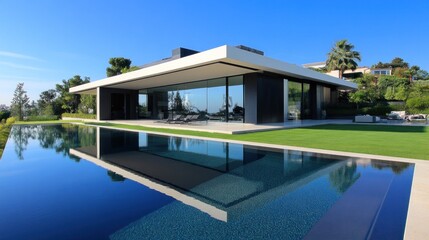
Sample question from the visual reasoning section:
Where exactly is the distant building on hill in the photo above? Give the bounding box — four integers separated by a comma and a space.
302, 62, 392, 79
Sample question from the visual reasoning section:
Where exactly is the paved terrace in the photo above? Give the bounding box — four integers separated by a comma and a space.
100, 119, 428, 134
104, 119, 353, 134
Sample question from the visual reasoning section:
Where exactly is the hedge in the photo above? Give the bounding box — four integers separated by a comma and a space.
61, 113, 96, 119
25, 115, 60, 121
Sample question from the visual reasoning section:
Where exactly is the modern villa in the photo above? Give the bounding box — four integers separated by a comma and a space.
70, 45, 356, 124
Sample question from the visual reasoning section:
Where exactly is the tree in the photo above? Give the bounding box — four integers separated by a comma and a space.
173, 91, 184, 111
372, 61, 390, 69
0, 104, 10, 121
38, 89, 57, 115
372, 57, 409, 69
106, 57, 132, 77
326, 39, 361, 79
349, 74, 380, 108
404, 65, 420, 82
390, 57, 409, 69
406, 96, 429, 114
121, 66, 140, 74
27, 100, 39, 116
377, 75, 410, 101
308, 67, 328, 73
415, 69, 429, 80
78, 94, 96, 114
408, 80, 429, 99
10, 83, 30, 121
56, 75, 90, 113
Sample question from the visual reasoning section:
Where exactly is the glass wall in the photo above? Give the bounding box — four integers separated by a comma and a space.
287, 81, 314, 120
138, 92, 148, 118
142, 76, 244, 123
228, 76, 244, 122
207, 78, 226, 121
288, 81, 302, 120
302, 83, 311, 119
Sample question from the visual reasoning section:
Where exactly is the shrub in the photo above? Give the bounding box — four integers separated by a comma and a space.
389, 102, 406, 111
406, 96, 429, 114
25, 115, 59, 121
61, 113, 96, 119
360, 104, 392, 116
326, 103, 358, 118
5, 117, 16, 126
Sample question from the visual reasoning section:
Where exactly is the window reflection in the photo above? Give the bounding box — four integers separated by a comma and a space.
228, 76, 244, 122
288, 81, 302, 120
142, 76, 244, 123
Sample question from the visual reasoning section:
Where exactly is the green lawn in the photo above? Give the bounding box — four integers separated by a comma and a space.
13, 120, 82, 125
0, 125, 12, 158
87, 122, 429, 160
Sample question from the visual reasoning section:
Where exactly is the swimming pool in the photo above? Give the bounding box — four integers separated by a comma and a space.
0, 124, 414, 239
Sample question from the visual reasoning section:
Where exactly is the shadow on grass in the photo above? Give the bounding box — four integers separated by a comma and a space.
304, 124, 428, 133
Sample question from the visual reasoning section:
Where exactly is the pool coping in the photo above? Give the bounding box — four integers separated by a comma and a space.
78, 123, 429, 239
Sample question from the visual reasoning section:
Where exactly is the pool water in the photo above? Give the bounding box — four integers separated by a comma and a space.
0, 125, 414, 240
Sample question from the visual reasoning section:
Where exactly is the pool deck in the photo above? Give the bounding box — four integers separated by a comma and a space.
99, 119, 429, 135
85, 122, 429, 239
106, 119, 354, 134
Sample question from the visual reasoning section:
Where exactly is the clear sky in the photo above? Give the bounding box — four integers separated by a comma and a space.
1, 0, 428, 105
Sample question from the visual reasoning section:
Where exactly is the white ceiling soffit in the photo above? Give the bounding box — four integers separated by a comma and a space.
108, 62, 256, 90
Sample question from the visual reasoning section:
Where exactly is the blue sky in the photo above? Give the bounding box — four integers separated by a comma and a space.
1, 0, 428, 105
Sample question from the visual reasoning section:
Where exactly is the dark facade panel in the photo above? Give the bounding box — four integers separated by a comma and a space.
256, 74, 284, 123
244, 73, 258, 124
98, 87, 138, 120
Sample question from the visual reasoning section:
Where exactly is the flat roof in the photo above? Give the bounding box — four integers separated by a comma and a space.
70, 45, 356, 94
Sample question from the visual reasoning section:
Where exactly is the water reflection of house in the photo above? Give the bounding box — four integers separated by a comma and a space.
70, 127, 347, 222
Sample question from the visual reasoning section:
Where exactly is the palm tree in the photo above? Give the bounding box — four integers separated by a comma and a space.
326, 40, 361, 79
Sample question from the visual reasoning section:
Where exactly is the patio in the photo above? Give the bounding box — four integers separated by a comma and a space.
105, 119, 354, 134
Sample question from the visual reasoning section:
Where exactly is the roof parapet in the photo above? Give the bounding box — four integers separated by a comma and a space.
235, 45, 264, 55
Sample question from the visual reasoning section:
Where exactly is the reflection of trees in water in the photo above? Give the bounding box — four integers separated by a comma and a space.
329, 161, 361, 194
371, 161, 411, 175
107, 170, 125, 182
168, 136, 182, 151
11, 124, 96, 162
10, 125, 37, 160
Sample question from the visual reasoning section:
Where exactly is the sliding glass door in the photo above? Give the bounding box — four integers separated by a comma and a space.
287, 81, 312, 120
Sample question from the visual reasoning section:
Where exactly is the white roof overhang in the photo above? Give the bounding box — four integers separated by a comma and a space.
70, 45, 356, 94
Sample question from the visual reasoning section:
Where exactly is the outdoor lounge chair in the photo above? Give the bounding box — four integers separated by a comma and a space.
155, 113, 173, 123
167, 114, 186, 124
181, 115, 200, 124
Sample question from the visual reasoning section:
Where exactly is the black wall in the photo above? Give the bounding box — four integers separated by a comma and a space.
99, 87, 138, 120
244, 73, 284, 124
256, 74, 284, 123
244, 74, 258, 123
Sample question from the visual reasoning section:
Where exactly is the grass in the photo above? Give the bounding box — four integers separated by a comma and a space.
13, 120, 82, 125
0, 124, 12, 158
86, 122, 429, 160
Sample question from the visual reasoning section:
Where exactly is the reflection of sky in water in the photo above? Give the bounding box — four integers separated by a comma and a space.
0, 125, 415, 240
